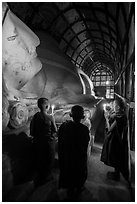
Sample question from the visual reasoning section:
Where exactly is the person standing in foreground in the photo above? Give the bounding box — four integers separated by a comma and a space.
30, 98, 57, 186
58, 105, 90, 198
101, 98, 129, 181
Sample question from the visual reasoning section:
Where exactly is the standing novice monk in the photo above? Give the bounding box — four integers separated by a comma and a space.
101, 98, 129, 181
58, 105, 90, 198
30, 98, 57, 186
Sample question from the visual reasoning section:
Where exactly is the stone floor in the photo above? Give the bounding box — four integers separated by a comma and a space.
26, 143, 135, 202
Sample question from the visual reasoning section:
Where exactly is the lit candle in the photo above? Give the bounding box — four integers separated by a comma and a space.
51, 104, 55, 115
103, 104, 107, 111
106, 81, 110, 85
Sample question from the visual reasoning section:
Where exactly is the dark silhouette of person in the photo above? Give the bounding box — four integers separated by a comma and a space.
30, 98, 57, 186
58, 105, 90, 197
101, 98, 129, 181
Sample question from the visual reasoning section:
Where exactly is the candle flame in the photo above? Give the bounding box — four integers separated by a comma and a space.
51, 104, 55, 114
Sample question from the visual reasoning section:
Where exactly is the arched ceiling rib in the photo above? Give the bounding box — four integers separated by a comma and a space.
8, 2, 131, 77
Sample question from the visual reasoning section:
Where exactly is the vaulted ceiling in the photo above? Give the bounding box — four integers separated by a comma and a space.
8, 2, 132, 78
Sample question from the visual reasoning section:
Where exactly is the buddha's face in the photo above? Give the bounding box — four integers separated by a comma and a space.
2, 9, 42, 90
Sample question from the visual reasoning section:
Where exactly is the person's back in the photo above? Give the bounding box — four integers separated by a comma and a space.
58, 105, 90, 194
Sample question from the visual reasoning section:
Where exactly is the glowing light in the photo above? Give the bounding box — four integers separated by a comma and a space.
103, 104, 107, 111
103, 103, 110, 111
106, 81, 110, 85
51, 104, 55, 115
103, 103, 112, 112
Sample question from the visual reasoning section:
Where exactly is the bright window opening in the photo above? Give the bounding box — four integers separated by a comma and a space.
90, 66, 114, 99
